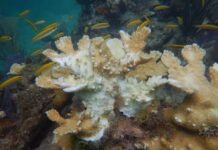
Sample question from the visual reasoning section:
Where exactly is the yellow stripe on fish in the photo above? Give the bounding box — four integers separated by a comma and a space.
0, 35, 12, 42
91, 22, 110, 30
35, 20, 46, 25
164, 44, 185, 49
32, 23, 59, 41
31, 49, 43, 56
127, 19, 142, 27
201, 0, 205, 7
0, 76, 23, 90
176, 16, 183, 25
84, 26, 89, 33
137, 18, 151, 30
18, 9, 30, 17
23, 18, 38, 32
35, 62, 56, 75
154, 5, 170, 11
165, 24, 178, 28
53, 32, 65, 39
103, 34, 111, 40
195, 24, 218, 30
43, 23, 59, 30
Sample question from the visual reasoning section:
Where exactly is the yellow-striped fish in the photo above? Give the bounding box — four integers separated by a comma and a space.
165, 24, 178, 28
35, 20, 46, 25
18, 9, 30, 17
31, 49, 43, 56
91, 22, 110, 30
0, 35, 12, 42
177, 16, 183, 25
32, 23, 59, 41
23, 18, 38, 32
164, 44, 185, 49
43, 23, 59, 30
201, 0, 205, 7
154, 5, 170, 11
127, 19, 142, 27
0, 76, 23, 90
103, 34, 111, 40
35, 62, 56, 75
53, 32, 65, 39
195, 24, 218, 30
67, 15, 73, 21
137, 18, 151, 30
84, 26, 89, 33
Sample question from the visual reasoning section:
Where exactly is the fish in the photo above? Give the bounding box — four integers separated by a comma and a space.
23, 18, 38, 32
127, 19, 142, 27
43, 23, 59, 30
67, 15, 73, 21
154, 5, 170, 11
31, 49, 43, 56
35, 20, 46, 25
195, 24, 218, 30
18, 9, 30, 17
0, 35, 12, 42
164, 44, 185, 49
201, 0, 205, 7
137, 18, 151, 30
35, 62, 56, 75
32, 23, 59, 41
177, 16, 183, 25
91, 22, 110, 30
103, 34, 111, 40
165, 24, 178, 28
84, 26, 89, 33
53, 32, 65, 39
0, 76, 23, 90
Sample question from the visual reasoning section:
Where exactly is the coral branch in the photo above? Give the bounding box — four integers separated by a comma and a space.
161, 44, 218, 132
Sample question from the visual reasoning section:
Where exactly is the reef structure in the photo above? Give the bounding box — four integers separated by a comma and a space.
35, 27, 168, 144
35, 26, 218, 148
161, 44, 218, 132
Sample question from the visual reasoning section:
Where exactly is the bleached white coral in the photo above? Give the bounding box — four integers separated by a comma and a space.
8, 63, 26, 75
119, 76, 167, 117
36, 27, 168, 143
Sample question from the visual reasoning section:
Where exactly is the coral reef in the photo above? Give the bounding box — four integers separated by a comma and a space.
0, 62, 69, 150
1, 0, 218, 149
103, 105, 218, 150
161, 44, 218, 132
35, 27, 168, 145
0, 24, 217, 150
8, 63, 26, 75
106, 0, 136, 14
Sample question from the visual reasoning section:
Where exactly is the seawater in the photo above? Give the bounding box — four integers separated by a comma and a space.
0, 0, 81, 75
